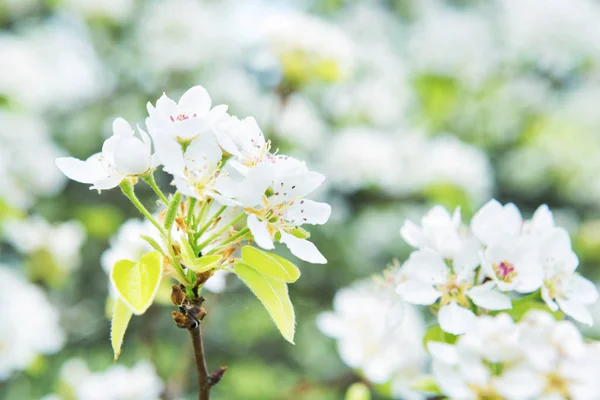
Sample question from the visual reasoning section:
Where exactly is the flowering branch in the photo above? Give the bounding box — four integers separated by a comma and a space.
55, 84, 331, 398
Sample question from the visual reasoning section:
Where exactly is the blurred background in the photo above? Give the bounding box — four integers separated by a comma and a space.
3, 0, 600, 398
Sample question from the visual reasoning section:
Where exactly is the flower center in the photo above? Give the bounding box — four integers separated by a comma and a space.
544, 372, 570, 397
170, 113, 197, 122
467, 384, 503, 400
438, 275, 472, 307
493, 261, 517, 282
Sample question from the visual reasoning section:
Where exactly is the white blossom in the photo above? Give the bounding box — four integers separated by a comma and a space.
318, 279, 426, 392
0, 267, 64, 380
3, 216, 85, 280
52, 358, 163, 400
56, 118, 158, 191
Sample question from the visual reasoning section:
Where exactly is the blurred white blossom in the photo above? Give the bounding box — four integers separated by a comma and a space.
318, 279, 426, 396
0, 267, 64, 380
51, 358, 163, 400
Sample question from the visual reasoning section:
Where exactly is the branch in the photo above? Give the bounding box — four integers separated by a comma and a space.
189, 325, 211, 400
170, 285, 227, 400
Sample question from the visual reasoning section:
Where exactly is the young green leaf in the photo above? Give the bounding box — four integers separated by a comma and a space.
234, 260, 296, 343
409, 376, 442, 395
164, 191, 182, 230
241, 246, 300, 283
423, 324, 457, 347
111, 297, 133, 362
187, 255, 223, 273
345, 383, 371, 400
110, 252, 163, 315
139, 235, 166, 256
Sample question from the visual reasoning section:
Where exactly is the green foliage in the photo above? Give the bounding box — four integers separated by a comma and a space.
410, 376, 442, 395
345, 382, 371, 400
110, 298, 133, 361
110, 251, 163, 315
500, 297, 564, 322
234, 260, 296, 343
423, 324, 458, 347
241, 246, 301, 283
163, 191, 181, 230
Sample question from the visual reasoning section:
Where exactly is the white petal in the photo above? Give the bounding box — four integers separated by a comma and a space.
399, 220, 425, 248
495, 366, 545, 400
432, 360, 473, 400
154, 93, 178, 119
151, 132, 185, 177
215, 128, 240, 157
236, 163, 274, 206
89, 173, 122, 191
209, 192, 241, 207
316, 312, 343, 338
178, 85, 211, 113
438, 302, 476, 335
467, 282, 512, 310
428, 341, 459, 365
280, 231, 326, 264
56, 156, 106, 184
541, 286, 559, 312
453, 237, 482, 277
556, 298, 593, 326
247, 214, 274, 250
112, 117, 133, 136
404, 248, 448, 285
396, 280, 441, 305
471, 199, 503, 245
285, 199, 331, 225
273, 170, 325, 202
114, 137, 151, 175
531, 204, 555, 232
185, 133, 222, 170
566, 275, 599, 304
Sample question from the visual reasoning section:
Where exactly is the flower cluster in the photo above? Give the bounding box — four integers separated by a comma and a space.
317, 278, 426, 398
397, 200, 598, 334
55, 85, 331, 356
56, 85, 330, 265
430, 311, 600, 399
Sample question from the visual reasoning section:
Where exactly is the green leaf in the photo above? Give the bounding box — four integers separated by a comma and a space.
234, 261, 296, 343
241, 246, 300, 283
345, 383, 371, 400
423, 324, 457, 347
140, 235, 166, 256
188, 254, 222, 273
110, 252, 163, 315
410, 376, 442, 395
111, 297, 133, 361
164, 192, 182, 230
180, 237, 222, 273
499, 298, 564, 322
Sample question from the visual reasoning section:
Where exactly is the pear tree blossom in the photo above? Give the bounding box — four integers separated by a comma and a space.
318, 278, 426, 399
397, 200, 599, 335
56, 118, 158, 191
428, 311, 600, 400
54, 84, 331, 399
0, 266, 64, 380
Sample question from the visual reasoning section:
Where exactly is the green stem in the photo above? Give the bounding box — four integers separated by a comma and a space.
167, 230, 190, 285
206, 228, 250, 255
197, 198, 211, 226
142, 174, 169, 205
187, 197, 198, 228
197, 213, 246, 251
120, 180, 166, 235
194, 206, 227, 243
